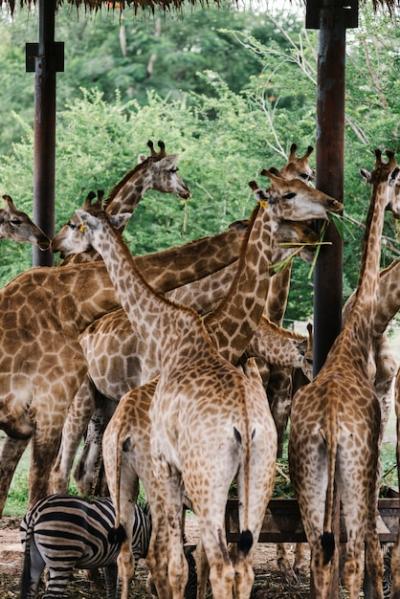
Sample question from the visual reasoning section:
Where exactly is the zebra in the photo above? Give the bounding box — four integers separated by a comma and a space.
19, 494, 151, 599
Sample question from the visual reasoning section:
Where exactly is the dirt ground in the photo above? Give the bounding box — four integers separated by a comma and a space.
0, 514, 314, 598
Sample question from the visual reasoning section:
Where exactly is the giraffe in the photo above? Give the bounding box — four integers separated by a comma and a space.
390, 366, 400, 598
56, 175, 340, 599
53, 144, 317, 493
60, 140, 190, 265
51, 174, 334, 495
0, 209, 265, 515
99, 319, 313, 599
289, 150, 400, 598
0, 195, 50, 249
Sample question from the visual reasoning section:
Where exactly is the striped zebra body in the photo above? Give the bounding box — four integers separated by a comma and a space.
20, 494, 151, 599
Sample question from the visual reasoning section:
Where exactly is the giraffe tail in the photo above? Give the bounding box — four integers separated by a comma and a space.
320, 406, 338, 565
234, 423, 254, 557
107, 426, 127, 546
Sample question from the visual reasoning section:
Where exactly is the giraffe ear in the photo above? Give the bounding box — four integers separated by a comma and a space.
2, 194, 16, 213
360, 168, 372, 183
109, 212, 131, 231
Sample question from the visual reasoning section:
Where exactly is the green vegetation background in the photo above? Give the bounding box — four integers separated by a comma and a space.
0, 4, 399, 322
0, 4, 399, 514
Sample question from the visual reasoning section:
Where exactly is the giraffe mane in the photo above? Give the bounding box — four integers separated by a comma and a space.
104, 142, 171, 209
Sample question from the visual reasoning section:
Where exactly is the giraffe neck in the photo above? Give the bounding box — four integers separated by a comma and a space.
348, 183, 387, 326
265, 262, 292, 325
90, 224, 203, 369
105, 164, 152, 216
246, 316, 307, 369
204, 203, 276, 364
369, 259, 400, 337
63, 164, 153, 264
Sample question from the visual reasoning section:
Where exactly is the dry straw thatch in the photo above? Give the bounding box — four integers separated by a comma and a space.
0, 0, 398, 14
0, 0, 216, 12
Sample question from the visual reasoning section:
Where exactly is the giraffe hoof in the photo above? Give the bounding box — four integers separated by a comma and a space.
293, 561, 308, 578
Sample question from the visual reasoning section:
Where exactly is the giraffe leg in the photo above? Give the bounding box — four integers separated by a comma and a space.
103, 429, 139, 599
290, 439, 335, 598
364, 481, 384, 598
268, 368, 292, 458
364, 530, 384, 599
0, 436, 29, 516
234, 430, 276, 599
29, 429, 63, 508
74, 392, 115, 495
146, 497, 172, 599
338, 455, 376, 598
193, 541, 209, 599
162, 466, 188, 599
276, 543, 296, 579
391, 533, 400, 598
50, 377, 96, 494
198, 521, 235, 599
293, 543, 308, 576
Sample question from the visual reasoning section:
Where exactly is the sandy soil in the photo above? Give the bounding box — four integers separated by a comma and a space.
0, 514, 313, 598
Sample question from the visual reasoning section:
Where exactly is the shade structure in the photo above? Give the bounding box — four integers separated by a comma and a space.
0, 0, 398, 13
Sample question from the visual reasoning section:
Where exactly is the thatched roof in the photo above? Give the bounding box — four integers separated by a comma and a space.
0, 0, 215, 12
0, 0, 398, 14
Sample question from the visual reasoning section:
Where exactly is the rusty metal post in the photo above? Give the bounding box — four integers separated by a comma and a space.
313, 2, 346, 374
26, 0, 63, 266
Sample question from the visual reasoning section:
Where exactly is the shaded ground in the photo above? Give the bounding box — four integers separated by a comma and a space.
0, 515, 312, 598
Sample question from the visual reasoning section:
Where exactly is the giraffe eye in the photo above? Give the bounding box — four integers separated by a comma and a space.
68, 222, 77, 230
10, 219, 22, 225
169, 167, 178, 173
283, 192, 296, 200
300, 173, 309, 180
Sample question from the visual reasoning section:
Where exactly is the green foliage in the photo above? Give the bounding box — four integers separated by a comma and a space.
0, 4, 399, 324
0, 85, 288, 281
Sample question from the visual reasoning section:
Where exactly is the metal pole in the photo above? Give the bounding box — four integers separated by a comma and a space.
310, 4, 346, 598
32, 0, 57, 267
313, 2, 345, 375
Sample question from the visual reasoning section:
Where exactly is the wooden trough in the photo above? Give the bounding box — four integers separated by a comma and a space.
224, 498, 400, 544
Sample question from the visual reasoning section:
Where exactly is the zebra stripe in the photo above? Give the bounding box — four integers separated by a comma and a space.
20, 494, 151, 598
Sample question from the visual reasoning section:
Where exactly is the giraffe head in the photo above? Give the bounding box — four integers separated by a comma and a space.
249, 171, 342, 222
360, 149, 400, 218
0, 195, 50, 249
131, 140, 190, 200
279, 143, 315, 182
52, 191, 128, 256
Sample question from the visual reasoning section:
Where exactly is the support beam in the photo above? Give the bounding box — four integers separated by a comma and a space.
27, 0, 63, 266
313, 3, 346, 374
